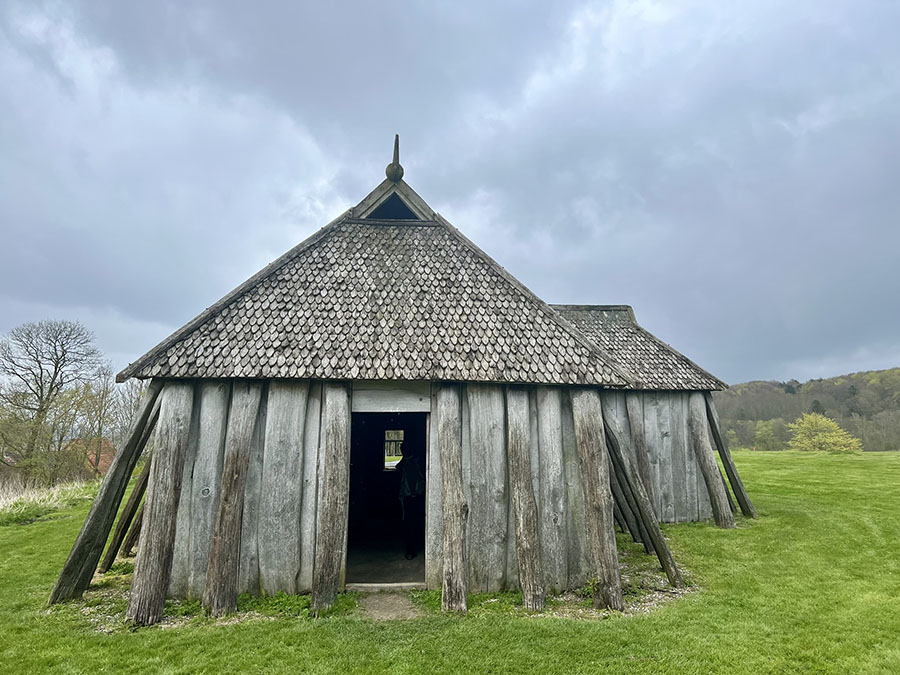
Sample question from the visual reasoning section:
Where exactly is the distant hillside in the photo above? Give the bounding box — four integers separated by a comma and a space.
712, 368, 900, 452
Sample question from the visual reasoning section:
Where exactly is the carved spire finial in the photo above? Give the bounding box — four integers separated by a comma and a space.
385, 134, 404, 182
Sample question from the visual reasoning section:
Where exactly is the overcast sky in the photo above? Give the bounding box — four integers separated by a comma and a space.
1, 1, 899, 385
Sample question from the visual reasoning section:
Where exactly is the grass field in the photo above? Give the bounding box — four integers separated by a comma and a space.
1, 451, 899, 673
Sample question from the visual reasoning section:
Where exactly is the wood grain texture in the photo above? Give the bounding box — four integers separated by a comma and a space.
311, 382, 352, 615
641, 393, 662, 519
561, 390, 589, 588
425, 385, 443, 590
186, 382, 231, 598
128, 381, 195, 625
669, 393, 689, 522
506, 386, 545, 611
656, 395, 675, 522
689, 392, 735, 529
536, 386, 567, 593
169, 391, 201, 598
625, 393, 654, 513
570, 388, 623, 611
705, 392, 757, 518
680, 394, 699, 521
202, 381, 264, 616
122, 503, 144, 557
601, 399, 683, 588
464, 384, 507, 593
298, 382, 323, 593
49, 380, 163, 604
238, 386, 268, 595
607, 454, 644, 547
98, 431, 153, 574
437, 384, 468, 612
351, 380, 431, 412
258, 381, 309, 595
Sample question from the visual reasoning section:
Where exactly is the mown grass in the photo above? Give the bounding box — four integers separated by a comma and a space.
1, 451, 899, 673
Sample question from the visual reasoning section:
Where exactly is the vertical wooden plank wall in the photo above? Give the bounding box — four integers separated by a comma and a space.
610, 391, 720, 523
437, 383, 468, 612
536, 387, 567, 593
464, 384, 508, 592
258, 381, 309, 594
128, 381, 195, 625
311, 382, 352, 614
425, 385, 443, 589
237, 385, 268, 596
187, 383, 231, 597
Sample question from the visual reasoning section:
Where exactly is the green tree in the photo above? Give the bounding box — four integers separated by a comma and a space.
754, 420, 780, 451
787, 413, 862, 454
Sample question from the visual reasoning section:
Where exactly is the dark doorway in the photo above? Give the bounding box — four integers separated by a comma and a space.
346, 412, 427, 584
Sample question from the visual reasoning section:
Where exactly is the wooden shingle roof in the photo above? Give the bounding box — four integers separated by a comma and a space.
551, 305, 726, 391
117, 180, 631, 387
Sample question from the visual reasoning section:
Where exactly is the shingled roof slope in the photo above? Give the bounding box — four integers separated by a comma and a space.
551, 305, 726, 391
117, 181, 631, 387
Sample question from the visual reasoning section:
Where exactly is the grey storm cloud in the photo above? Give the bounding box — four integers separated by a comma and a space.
1, 0, 899, 384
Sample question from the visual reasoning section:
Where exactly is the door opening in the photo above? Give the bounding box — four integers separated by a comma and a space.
346, 412, 427, 584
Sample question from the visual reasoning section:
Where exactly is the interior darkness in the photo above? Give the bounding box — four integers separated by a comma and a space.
366, 193, 421, 220
346, 412, 427, 583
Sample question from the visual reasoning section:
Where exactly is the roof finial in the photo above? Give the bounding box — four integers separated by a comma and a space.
385, 134, 404, 182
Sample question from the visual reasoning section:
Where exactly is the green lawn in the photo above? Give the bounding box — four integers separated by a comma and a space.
1, 451, 899, 673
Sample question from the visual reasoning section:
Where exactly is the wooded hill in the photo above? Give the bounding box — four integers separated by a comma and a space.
712, 367, 900, 452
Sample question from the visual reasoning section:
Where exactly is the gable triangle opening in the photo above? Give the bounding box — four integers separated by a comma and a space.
366, 192, 421, 220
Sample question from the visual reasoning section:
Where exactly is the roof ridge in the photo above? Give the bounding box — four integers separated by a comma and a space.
116, 209, 352, 382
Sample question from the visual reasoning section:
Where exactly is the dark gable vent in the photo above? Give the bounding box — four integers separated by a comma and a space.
366, 192, 420, 220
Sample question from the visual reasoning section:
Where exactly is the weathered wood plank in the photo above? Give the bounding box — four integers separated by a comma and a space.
259, 381, 309, 595
625, 392, 654, 513
298, 382, 323, 593
311, 382, 352, 615
570, 388, 623, 611
460, 384, 474, 587
641, 393, 662, 519
561, 390, 588, 588
705, 392, 757, 518
506, 386, 545, 611
602, 400, 683, 588
689, 393, 735, 529
351, 380, 431, 412
187, 381, 231, 598
656, 395, 675, 523
425, 384, 443, 590
49, 380, 163, 604
465, 384, 508, 593
668, 394, 689, 523
98, 440, 153, 574
202, 381, 264, 617
437, 384, 468, 612
122, 503, 144, 557
127, 381, 195, 625
169, 393, 201, 598
238, 386, 268, 595
607, 454, 644, 547
536, 386, 567, 593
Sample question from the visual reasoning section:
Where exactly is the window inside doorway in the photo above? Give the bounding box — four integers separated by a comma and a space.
384, 429, 404, 470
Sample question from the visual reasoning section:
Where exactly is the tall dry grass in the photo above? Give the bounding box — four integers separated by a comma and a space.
0, 477, 98, 526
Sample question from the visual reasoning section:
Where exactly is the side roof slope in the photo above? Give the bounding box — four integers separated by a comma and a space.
117, 179, 631, 387
551, 305, 726, 391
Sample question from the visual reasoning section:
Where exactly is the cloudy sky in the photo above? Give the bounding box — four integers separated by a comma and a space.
1, 0, 899, 385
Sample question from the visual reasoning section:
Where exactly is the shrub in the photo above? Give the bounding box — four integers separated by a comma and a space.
787, 413, 862, 454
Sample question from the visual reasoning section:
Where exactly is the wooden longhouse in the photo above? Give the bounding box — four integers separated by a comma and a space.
50, 138, 753, 624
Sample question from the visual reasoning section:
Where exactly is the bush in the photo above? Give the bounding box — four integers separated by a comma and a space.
787, 413, 862, 454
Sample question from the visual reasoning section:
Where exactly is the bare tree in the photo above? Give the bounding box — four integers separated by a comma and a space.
0, 320, 102, 467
